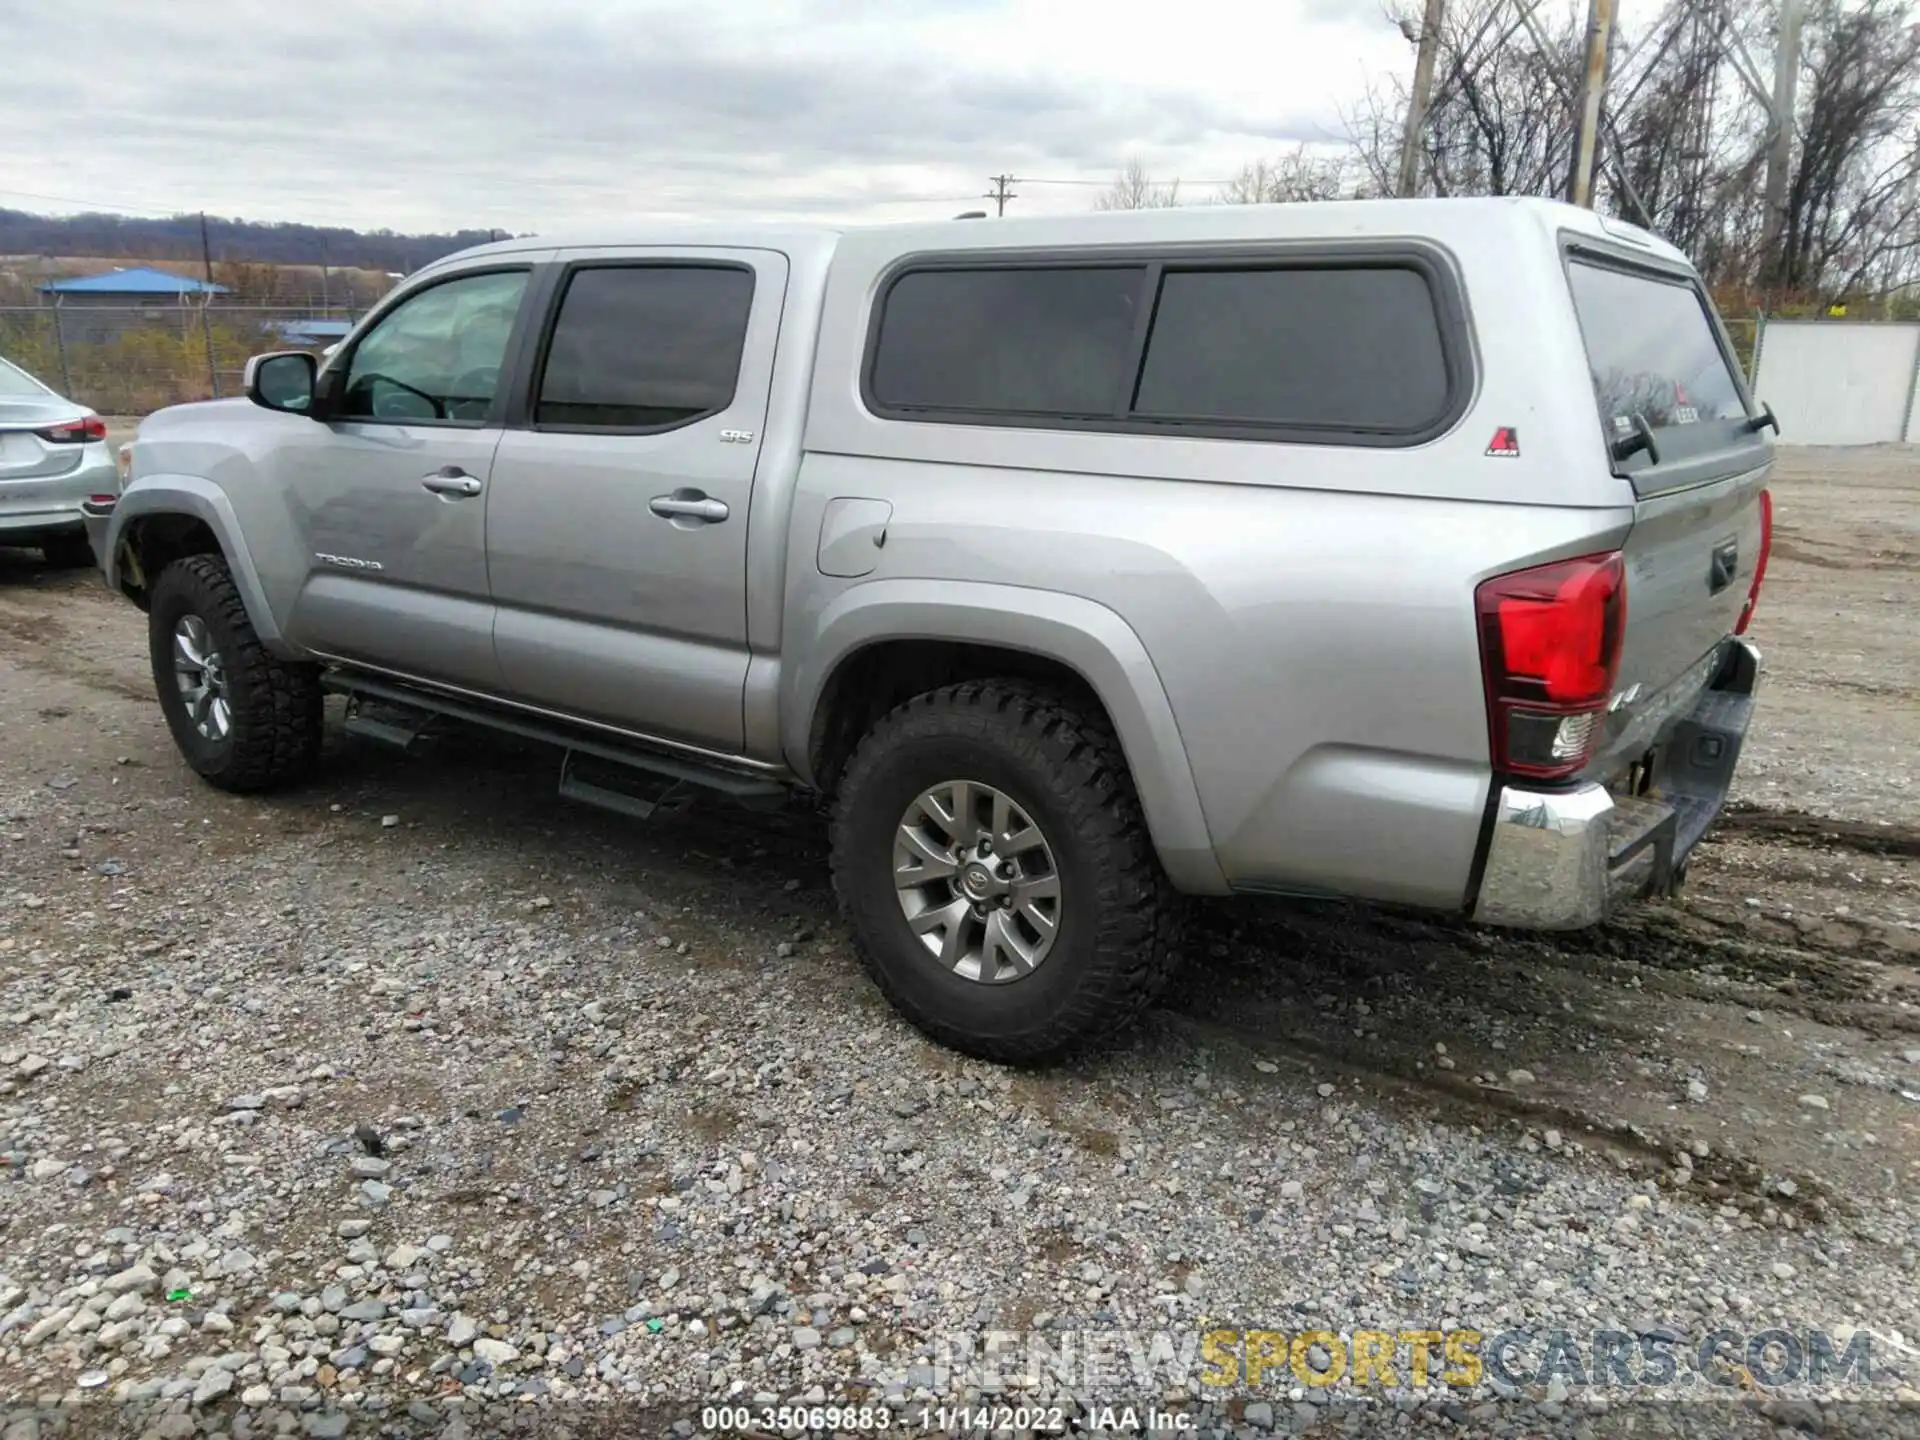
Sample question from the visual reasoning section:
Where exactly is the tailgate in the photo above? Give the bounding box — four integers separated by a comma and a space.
1561, 244, 1774, 781
1586, 467, 1768, 780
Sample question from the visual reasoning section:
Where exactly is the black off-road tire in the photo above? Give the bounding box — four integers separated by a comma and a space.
829, 679, 1185, 1064
39, 531, 94, 568
148, 554, 323, 793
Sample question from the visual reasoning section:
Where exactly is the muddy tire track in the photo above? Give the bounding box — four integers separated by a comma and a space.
1717, 804, 1920, 859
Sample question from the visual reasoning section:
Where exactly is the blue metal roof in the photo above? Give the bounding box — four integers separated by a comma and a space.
40, 266, 230, 296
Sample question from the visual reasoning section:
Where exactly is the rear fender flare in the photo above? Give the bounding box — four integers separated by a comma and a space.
786, 578, 1227, 894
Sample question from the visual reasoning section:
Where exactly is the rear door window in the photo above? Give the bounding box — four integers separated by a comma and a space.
1566, 259, 1749, 444
535, 265, 755, 432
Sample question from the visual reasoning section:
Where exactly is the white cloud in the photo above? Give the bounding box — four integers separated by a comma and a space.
0, 0, 1676, 234
0, 0, 1427, 231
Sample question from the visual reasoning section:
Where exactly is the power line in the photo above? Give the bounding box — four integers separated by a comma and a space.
0, 187, 187, 217
1, 183, 998, 232
0, 187, 408, 234
985, 174, 1018, 215
1016, 176, 1239, 188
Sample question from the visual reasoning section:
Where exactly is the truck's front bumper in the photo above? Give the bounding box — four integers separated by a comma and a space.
1471, 637, 1761, 931
81, 495, 117, 568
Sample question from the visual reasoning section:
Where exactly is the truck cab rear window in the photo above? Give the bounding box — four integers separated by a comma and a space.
1566, 259, 1746, 440
866, 257, 1459, 441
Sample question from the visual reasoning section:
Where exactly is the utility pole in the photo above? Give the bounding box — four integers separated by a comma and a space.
1759, 0, 1805, 283
1397, 0, 1446, 197
1568, 0, 1616, 207
197, 211, 216, 287
197, 211, 219, 399
985, 174, 1018, 216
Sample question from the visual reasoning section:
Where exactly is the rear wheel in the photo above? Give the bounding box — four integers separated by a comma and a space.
147, 554, 322, 792
830, 679, 1184, 1064
39, 531, 94, 568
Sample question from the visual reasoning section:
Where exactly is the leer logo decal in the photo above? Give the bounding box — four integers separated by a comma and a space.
1485, 427, 1520, 457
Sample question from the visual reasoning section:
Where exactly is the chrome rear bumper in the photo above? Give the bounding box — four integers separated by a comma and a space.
1472, 637, 1761, 930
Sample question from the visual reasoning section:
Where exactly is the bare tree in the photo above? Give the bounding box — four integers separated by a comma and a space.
1775, 0, 1920, 294
1078, 0, 1920, 303
1094, 159, 1183, 211
1217, 145, 1375, 203
1335, 0, 1920, 305
1602, 3, 1762, 281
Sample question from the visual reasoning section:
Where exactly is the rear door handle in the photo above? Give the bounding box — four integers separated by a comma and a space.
649, 491, 729, 524
422, 468, 483, 497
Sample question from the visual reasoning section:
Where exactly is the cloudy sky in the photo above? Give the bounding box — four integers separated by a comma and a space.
0, 0, 1657, 234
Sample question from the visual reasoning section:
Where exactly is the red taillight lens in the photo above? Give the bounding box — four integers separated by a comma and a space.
1476, 551, 1627, 780
38, 416, 108, 444
1734, 488, 1771, 635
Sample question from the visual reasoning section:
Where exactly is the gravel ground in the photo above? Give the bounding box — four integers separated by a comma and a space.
1, 444, 1917, 1439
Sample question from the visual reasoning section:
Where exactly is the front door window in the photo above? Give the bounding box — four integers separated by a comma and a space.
340, 270, 528, 423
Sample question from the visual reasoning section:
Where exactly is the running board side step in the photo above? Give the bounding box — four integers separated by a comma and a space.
558, 751, 694, 822
342, 697, 439, 753
321, 673, 790, 820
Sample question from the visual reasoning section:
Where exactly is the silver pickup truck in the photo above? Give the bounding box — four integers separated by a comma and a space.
92, 196, 1775, 1062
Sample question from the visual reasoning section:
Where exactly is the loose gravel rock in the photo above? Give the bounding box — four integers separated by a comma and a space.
1, 446, 1918, 1436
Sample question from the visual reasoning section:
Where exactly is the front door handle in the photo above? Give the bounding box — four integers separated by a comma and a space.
421, 468, 483, 498
649, 491, 729, 524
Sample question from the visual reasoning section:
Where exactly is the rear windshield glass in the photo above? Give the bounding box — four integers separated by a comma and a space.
1567, 260, 1746, 439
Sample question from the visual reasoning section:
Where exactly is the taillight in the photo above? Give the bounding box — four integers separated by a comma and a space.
1476, 551, 1627, 781
1734, 488, 1771, 635
38, 416, 108, 444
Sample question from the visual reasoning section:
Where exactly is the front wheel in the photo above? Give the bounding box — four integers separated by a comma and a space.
147, 554, 323, 793
829, 679, 1184, 1064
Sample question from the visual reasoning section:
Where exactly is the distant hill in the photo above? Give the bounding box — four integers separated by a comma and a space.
0, 209, 515, 276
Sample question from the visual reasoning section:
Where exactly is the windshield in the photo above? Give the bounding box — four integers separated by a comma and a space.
1566, 259, 1747, 441
0, 357, 56, 399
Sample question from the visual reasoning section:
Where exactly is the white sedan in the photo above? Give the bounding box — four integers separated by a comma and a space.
0, 355, 118, 566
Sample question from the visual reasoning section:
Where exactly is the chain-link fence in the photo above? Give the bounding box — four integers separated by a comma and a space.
0, 304, 362, 416
0, 298, 1808, 422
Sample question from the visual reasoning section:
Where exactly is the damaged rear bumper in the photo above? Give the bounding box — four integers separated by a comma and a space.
1471, 637, 1761, 931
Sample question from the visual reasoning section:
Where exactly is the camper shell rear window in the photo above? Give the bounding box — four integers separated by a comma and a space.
1562, 247, 1767, 492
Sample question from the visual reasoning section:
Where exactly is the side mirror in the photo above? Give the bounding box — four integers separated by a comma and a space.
244, 351, 318, 415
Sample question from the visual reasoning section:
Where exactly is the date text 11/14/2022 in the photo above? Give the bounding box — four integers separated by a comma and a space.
700, 1403, 1194, 1433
